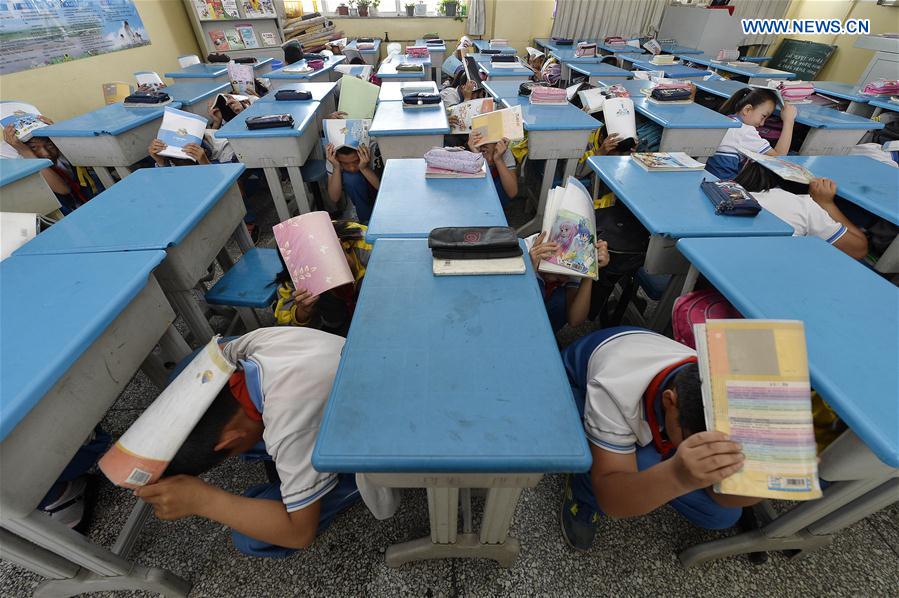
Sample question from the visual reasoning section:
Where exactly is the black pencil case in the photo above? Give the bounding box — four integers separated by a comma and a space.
275, 90, 312, 101
245, 114, 295, 129
650, 88, 692, 101
491, 55, 516, 63
428, 227, 522, 260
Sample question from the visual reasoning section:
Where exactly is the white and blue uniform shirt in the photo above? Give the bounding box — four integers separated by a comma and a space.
705, 120, 772, 180
753, 188, 847, 244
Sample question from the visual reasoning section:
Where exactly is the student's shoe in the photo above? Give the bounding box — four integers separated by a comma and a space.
40, 477, 88, 529
559, 474, 599, 551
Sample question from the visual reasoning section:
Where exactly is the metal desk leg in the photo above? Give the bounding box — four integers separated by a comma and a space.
874, 236, 899, 274
113, 166, 132, 180
0, 528, 79, 580
262, 167, 291, 222
648, 272, 687, 333
286, 166, 312, 214
93, 167, 116, 191
561, 157, 577, 181
806, 478, 899, 536
158, 324, 192, 365
233, 222, 254, 253
517, 158, 557, 237
166, 289, 214, 345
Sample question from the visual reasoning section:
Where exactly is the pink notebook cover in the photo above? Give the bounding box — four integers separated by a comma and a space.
273, 211, 354, 297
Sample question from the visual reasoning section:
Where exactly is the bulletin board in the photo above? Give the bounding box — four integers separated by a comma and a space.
0, 0, 151, 76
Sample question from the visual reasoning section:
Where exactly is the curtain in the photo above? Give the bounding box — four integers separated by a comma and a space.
551, 0, 667, 41
467, 0, 486, 36
729, 0, 792, 47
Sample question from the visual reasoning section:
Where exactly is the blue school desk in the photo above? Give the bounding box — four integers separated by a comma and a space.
377, 81, 439, 102
14, 163, 251, 344
569, 62, 632, 85
588, 155, 792, 330
780, 155, 899, 273
164, 63, 229, 83
628, 58, 713, 80
500, 96, 601, 236
267, 55, 347, 88
613, 51, 651, 69
676, 236, 899, 567
678, 53, 796, 82
659, 44, 702, 55
163, 81, 230, 116
30, 101, 182, 190
869, 97, 899, 115
416, 39, 446, 81
365, 158, 507, 242
377, 55, 431, 82
216, 98, 322, 220
548, 49, 609, 82
472, 40, 518, 54
533, 38, 560, 53
0, 250, 193, 597
0, 157, 60, 216
478, 60, 534, 84
812, 81, 873, 116
369, 100, 450, 159
482, 79, 525, 100
258, 81, 338, 118
597, 42, 640, 55
313, 237, 590, 567
692, 77, 750, 100
346, 39, 382, 66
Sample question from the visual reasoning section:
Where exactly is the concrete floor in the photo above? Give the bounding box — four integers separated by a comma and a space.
2, 176, 897, 597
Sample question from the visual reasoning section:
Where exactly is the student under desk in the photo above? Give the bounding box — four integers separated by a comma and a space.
377, 55, 431, 83
378, 81, 439, 102
0, 157, 61, 217
365, 158, 507, 242
477, 60, 535, 84
13, 163, 251, 346
812, 82, 873, 116
415, 38, 446, 81
313, 238, 591, 568
0, 250, 193, 597
267, 55, 347, 88
693, 79, 885, 155
676, 235, 899, 567
31, 101, 182, 190
569, 62, 632, 85
346, 38, 382, 66
677, 53, 795, 84
216, 98, 321, 221
780, 155, 899, 274
498, 96, 599, 236
163, 81, 230, 116
601, 78, 740, 158
164, 63, 228, 83
368, 100, 450, 160
587, 155, 793, 331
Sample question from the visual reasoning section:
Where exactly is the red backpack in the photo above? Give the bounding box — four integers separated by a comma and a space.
671, 289, 743, 349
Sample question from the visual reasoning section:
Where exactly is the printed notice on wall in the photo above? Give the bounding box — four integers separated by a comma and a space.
0, 0, 151, 76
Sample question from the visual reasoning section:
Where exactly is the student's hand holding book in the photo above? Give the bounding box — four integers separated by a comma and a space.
3, 124, 30, 156
598, 133, 622, 155
808, 178, 837, 206
182, 143, 210, 165
528, 232, 560, 270
135, 474, 213, 521
357, 144, 372, 172
780, 101, 797, 123
461, 80, 478, 101
148, 139, 168, 166
326, 143, 341, 171
493, 138, 509, 161
292, 288, 320, 325
595, 239, 610, 268
670, 431, 745, 492
206, 100, 223, 129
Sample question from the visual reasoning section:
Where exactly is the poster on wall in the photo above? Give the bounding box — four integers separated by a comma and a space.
0, 0, 152, 76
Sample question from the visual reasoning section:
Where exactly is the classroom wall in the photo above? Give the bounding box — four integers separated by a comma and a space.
780, 0, 897, 83
0, 1, 200, 121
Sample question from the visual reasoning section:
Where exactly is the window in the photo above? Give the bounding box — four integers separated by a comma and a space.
316, 0, 448, 17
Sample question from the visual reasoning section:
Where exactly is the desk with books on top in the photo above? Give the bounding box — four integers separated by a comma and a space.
812, 81, 873, 116
569, 62, 632, 85
614, 52, 651, 69
478, 60, 534, 84
0, 157, 60, 217
627, 57, 714, 80
677, 53, 796, 83
472, 40, 518, 54
369, 100, 450, 160
163, 81, 231, 117
313, 237, 591, 568
498, 96, 600, 236
416, 39, 446, 81
548, 48, 606, 82
346, 39, 382, 66
376, 55, 431, 82
216, 98, 322, 221
676, 235, 899, 567
378, 81, 439, 103
13, 164, 251, 345
30, 101, 182, 190
258, 81, 338, 132
164, 63, 229, 83
266, 55, 347, 88
365, 159, 507, 242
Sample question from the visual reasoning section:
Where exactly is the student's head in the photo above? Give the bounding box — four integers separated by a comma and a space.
25, 136, 60, 162
733, 161, 808, 194
719, 87, 778, 128
349, 57, 366, 65
216, 94, 253, 122
283, 42, 304, 65
165, 385, 264, 476
335, 145, 362, 172
660, 364, 705, 446
475, 140, 500, 166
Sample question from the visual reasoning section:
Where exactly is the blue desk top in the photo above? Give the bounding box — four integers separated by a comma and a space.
416, 39, 446, 51
550, 49, 606, 64
164, 81, 230, 107
0, 158, 51, 187
366, 159, 507, 241
533, 38, 560, 52
630, 58, 713, 79
14, 164, 245, 255
500, 96, 600, 131
253, 57, 274, 70
478, 60, 533, 78
869, 98, 899, 112
794, 103, 884, 130
472, 40, 517, 54
587, 156, 793, 238
258, 81, 337, 103
616, 53, 650, 63
311, 238, 592, 473
660, 44, 702, 55
31, 102, 181, 138
613, 80, 741, 130
677, 236, 899, 468
482, 80, 526, 100
377, 56, 430, 79
569, 63, 632, 78
743, 56, 772, 63
0, 250, 168, 440
377, 81, 438, 102
693, 78, 749, 99
812, 81, 870, 103
346, 39, 381, 54
780, 156, 898, 225
598, 43, 641, 54
679, 54, 795, 79
165, 63, 228, 79
369, 100, 449, 137
215, 98, 320, 139
267, 56, 346, 80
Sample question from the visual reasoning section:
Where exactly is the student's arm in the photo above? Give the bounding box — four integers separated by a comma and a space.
809, 178, 868, 259
357, 144, 380, 190
589, 431, 744, 518
3, 124, 71, 194
768, 103, 796, 156
325, 143, 343, 204
564, 240, 608, 326
148, 139, 169, 167
493, 139, 518, 198
136, 475, 320, 549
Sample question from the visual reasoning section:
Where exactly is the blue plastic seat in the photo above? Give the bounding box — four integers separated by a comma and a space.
635, 267, 670, 301
206, 248, 282, 308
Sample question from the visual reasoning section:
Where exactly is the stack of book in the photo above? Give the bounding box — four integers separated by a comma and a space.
529, 86, 568, 105
406, 46, 430, 58
651, 54, 676, 66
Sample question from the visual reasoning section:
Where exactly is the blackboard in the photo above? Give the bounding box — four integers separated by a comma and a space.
767, 38, 836, 80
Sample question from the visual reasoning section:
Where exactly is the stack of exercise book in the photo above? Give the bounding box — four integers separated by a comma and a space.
281, 12, 343, 52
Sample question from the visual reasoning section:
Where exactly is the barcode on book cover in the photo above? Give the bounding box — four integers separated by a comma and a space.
768, 476, 811, 491
126, 468, 152, 486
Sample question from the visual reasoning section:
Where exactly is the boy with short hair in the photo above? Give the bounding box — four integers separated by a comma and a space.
467, 132, 518, 205
559, 327, 759, 551
135, 327, 360, 557
325, 142, 380, 224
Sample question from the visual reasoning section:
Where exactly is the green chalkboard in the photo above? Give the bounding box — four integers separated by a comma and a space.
767, 38, 835, 80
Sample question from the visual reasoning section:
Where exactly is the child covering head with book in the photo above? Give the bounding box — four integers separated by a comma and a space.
325, 142, 380, 223
706, 87, 797, 180
466, 132, 518, 205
